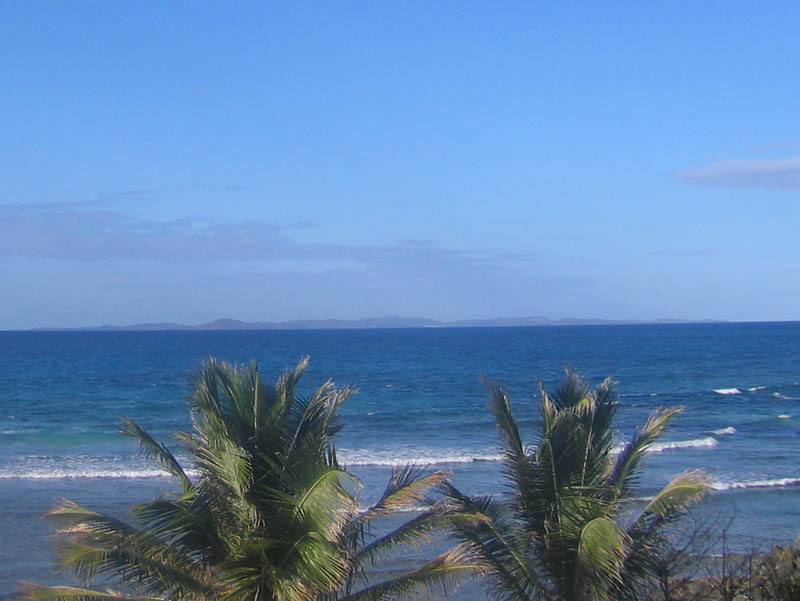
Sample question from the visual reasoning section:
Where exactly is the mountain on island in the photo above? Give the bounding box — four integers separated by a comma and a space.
31, 316, 721, 332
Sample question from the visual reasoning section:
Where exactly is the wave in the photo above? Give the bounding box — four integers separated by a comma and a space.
339, 450, 505, 467
773, 393, 797, 400
4, 436, 721, 478
778, 414, 792, 419
714, 388, 742, 395
649, 436, 719, 453
709, 426, 737, 436
0, 467, 202, 480
611, 436, 719, 455
711, 477, 800, 491
748, 386, 766, 392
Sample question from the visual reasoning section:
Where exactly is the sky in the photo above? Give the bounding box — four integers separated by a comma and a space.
2, 2, 800, 329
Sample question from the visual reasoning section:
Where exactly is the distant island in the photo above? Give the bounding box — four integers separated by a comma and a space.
30, 316, 725, 331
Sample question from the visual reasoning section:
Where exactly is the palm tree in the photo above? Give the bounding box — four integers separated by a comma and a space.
444, 370, 709, 601
23, 358, 479, 601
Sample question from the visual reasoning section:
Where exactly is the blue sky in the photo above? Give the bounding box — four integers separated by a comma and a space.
2, 2, 800, 328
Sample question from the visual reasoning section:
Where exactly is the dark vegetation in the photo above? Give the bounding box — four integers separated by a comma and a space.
19, 359, 800, 601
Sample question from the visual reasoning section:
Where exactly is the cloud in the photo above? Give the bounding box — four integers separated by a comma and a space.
648, 248, 728, 258
95, 184, 246, 202
0, 202, 533, 271
674, 156, 800, 189
398, 237, 438, 246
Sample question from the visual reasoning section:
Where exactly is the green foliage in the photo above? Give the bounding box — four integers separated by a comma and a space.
754, 538, 800, 601
446, 370, 709, 601
23, 358, 479, 601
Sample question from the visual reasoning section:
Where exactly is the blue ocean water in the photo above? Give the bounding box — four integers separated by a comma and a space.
1, 323, 799, 594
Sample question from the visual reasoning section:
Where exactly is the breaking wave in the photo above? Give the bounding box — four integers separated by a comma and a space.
340, 450, 505, 466
2, 434, 728, 479
612, 436, 719, 455
0, 466, 202, 480
714, 388, 742, 395
710, 426, 737, 436
711, 477, 800, 491
649, 436, 719, 453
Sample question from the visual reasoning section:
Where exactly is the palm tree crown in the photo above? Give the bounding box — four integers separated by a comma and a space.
24, 358, 478, 601
445, 370, 709, 601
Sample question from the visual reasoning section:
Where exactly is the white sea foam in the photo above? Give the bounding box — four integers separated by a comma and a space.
0, 429, 724, 480
777, 414, 791, 419
649, 436, 719, 453
0, 457, 202, 480
711, 477, 800, 491
612, 436, 719, 455
710, 426, 737, 436
773, 393, 797, 400
339, 450, 504, 467
748, 386, 766, 392
714, 388, 742, 395
0, 467, 203, 480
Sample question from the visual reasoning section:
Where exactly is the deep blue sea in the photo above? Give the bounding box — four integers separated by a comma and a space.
2, 323, 800, 595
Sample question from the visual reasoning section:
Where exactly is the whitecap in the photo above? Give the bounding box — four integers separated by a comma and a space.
0, 467, 202, 480
339, 449, 504, 467
612, 436, 719, 455
710, 426, 737, 436
778, 414, 791, 419
714, 388, 742, 395
649, 437, 719, 453
773, 393, 797, 400
711, 477, 800, 491
748, 386, 766, 392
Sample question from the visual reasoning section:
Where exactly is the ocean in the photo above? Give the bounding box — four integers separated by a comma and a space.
1, 323, 799, 595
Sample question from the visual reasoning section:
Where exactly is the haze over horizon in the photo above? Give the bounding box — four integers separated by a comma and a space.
3, 3, 800, 330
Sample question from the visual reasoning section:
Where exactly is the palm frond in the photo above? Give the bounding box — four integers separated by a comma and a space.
485, 379, 544, 530
20, 583, 162, 601
130, 495, 226, 563
551, 369, 590, 410
574, 517, 631, 600
292, 469, 359, 539
337, 543, 486, 601
46, 500, 211, 597
605, 406, 682, 499
485, 379, 526, 464
355, 503, 459, 566
357, 466, 449, 522
444, 484, 550, 601
632, 470, 709, 530
118, 418, 192, 492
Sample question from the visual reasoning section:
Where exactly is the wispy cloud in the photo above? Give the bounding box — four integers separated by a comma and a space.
674, 156, 800, 189
398, 237, 438, 246
648, 248, 728, 258
95, 184, 247, 202
0, 202, 532, 270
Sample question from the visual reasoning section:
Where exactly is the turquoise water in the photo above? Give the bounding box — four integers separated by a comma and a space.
2, 323, 799, 594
